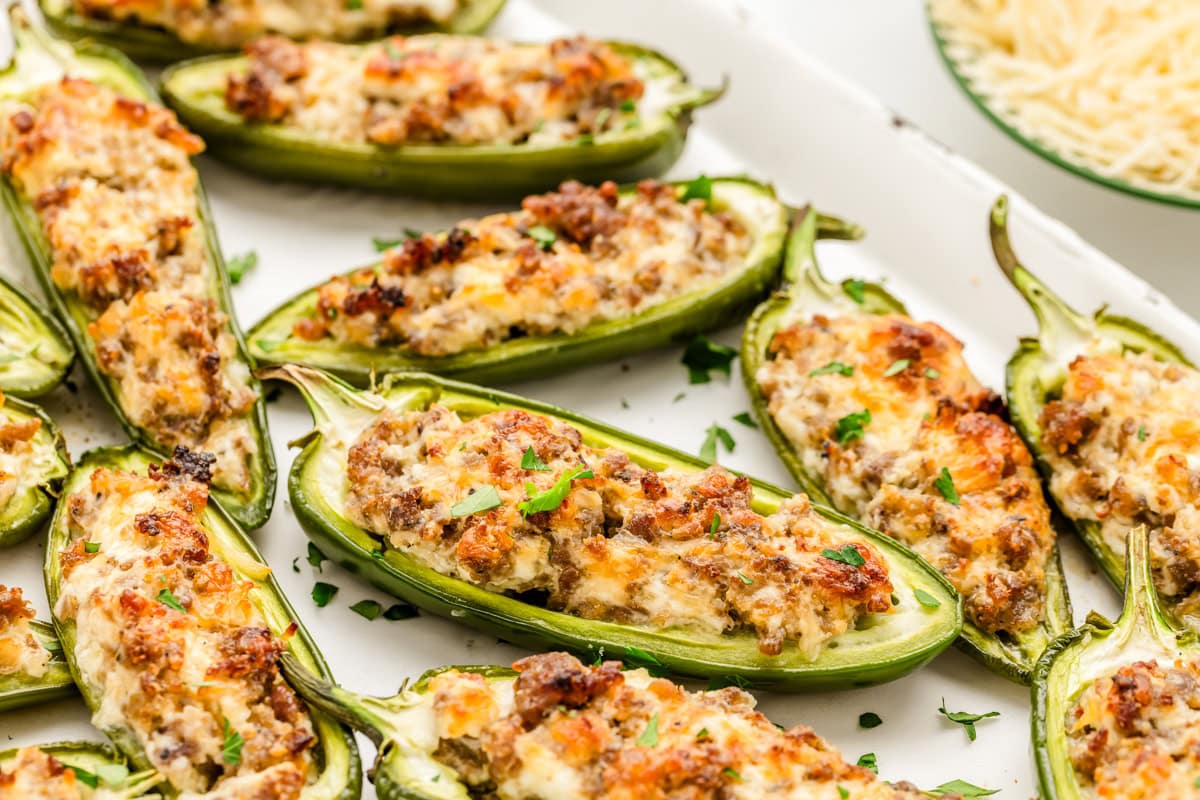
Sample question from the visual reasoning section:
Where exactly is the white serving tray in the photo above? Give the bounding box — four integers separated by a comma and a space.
4, 0, 1198, 795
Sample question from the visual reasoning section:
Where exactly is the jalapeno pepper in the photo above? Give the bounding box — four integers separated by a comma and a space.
0, 11, 276, 529
38, 0, 507, 62
43, 444, 361, 799
0, 276, 73, 399
0, 395, 70, 547
247, 178, 789, 386
0, 618, 75, 711
991, 195, 1191, 593
267, 363, 961, 691
0, 741, 161, 796
1032, 526, 1195, 798
740, 208, 1073, 683
159, 42, 721, 198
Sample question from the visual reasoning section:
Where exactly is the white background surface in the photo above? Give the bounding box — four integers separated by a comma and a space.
4, 1, 1198, 797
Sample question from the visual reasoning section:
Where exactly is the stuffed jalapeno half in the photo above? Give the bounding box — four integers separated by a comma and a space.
161, 37, 720, 197
0, 12, 275, 529
0, 276, 74, 399
0, 392, 70, 547
280, 651, 961, 800
0, 741, 161, 798
39, 0, 506, 62
993, 197, 1200, 634
1032, 525, 1200, 799
248, 178, 788, 385
269, 364, 961, 691
0, 584, 75, 712
44, 445, 361, 799
741, 208, 1073, 684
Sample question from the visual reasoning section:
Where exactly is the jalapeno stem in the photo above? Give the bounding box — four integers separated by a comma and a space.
1117, 525, 1178, 646
280, 653, 410, 749
990, 196, 1095, 360
258, 364, 387, 446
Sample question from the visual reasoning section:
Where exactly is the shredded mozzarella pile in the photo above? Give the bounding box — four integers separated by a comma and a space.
930, 0, 1200, 198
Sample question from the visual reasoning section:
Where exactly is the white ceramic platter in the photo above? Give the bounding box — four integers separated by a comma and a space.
5, 0, 1198, 795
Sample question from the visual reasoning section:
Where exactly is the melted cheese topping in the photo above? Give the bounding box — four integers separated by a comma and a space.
0, 391, 51, 511
930, 0, 1200, 200
1068, 658, 1200, 798
69, 0, 459, 48
0, 585, 50, 680
226, 36, 643, 147
54, 455, 314, 797
406, 652, 928, 800
290, 180, 750, 357
346, 404, 894, 658
1040, 350, 1200, 620
0, 79, 258, 493
755, 312, 1055, 634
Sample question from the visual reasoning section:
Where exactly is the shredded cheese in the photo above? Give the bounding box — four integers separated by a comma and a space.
930, 0, 1200, 198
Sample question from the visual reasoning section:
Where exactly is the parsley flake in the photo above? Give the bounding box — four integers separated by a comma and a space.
695, 727, 709, 740
914, 588, 942, 609
637, 714, 659, 747
736, 571, 753, 585
620, 98, 637, 112
682, 335, 737, 383
837, 787, 850, 799
350, 600, 382, 620
935, 467, 961, 506
451, 485, 502, 517
527, 225, 557, 250
679, 175, 712, 204
307, 542, 327, 571
344, 0, 363, 9
383, 602, 419, 620
68, 767, 99, 788
858, 712, 882, 729
222, 719, 245, 765
84, 541, 99, 553
699, 423, 735, 463
856, 752, 878, 773
622, 646, 666, 674
938, 699, 1000, 742
844, 279, 866, 304
732, 412, 757, 428
312, 582, 339, 607
709, 512, 721, 535
822, 545, 865, 568
156, 587, 186, 613
722, 767, 742, 782
834, 409, 871, 445
924, 367, 941, 379
1137, 425, 1148, 441
884, 358, 910, 376
809, 361, 854, 377
928, 779, 998, 797
518, 468, 592, 517
521, 447, 551, 472
227, 250, 258, 285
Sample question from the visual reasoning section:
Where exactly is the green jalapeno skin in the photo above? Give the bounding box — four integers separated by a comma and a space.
0, 275, 74, 399
992, 195, 1193, 598
739, 207, 1074, 684
159, 42, 721, 199
1031, 526, 1190, 800
0, 395, 71, 548
267, 363, 962, 692
246, 178, 788, 386
0, 619, 76, 711
38, 0, 507, 62
43, 444, 362, 799
0, 12, 276, 530
0, 741, 162, 797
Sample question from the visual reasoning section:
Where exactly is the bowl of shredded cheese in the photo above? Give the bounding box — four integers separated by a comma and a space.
928, 0, 1200, 209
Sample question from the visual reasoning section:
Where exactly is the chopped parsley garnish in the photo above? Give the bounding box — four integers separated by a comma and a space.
709, 512, 721, 535
636, 714, 659, 746
222, 719, 245, 765
1137, 424, 1148, 441
312, 582, 339, 607
307, 541, 327, 570
344, 0, 363, 8
156, 587, 186, 613
67, 766, 99, 788
924, 367, 941, 379
673, 392, 687, 403
84, 541, 99, 553
679, 174, 712, 204
350, 600, 382, 620
619, 398, 630, 409
699, 423, 735, 463
620, 98, 637, 112
695, 727, 709, 740
834, 409, 871, 445
844, 279, 866, 304
578, 133, 594, 146
292, 557, 300, 573
521, 447, 551, 472
732, 411, 757, 428
914, 588, 942, 609
518, 468, 592, 517
837, 787, 850, 799
383, 602, 419, 620
809, 361, 854, 377
884, 358, 910, 376
372, 229, 422, 251
858, 711, 882, 729
622, 646, 666, 674
935, 467, 961, 506
227, 250, 258, 285
527, 225, 557, 250
736, 571, 753, 585
928, 779, 998, 797
722, 767, 742, 782
682, 335, 737, 383
822, 545, 865, 568
856, 752, 878, 773
938, 699, 1000, 742
451, 485, 503, 517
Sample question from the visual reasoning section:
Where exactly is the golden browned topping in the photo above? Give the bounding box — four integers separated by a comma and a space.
0, 78, 258, 494
419, 652, 935, 800
1068, 658, 1200, 797
289, 180, 750, 358
0, 390, 47, 511
0, 585, 49, 679
1039, 351, 1200, 620
756, 312, 1055, 634
227, 35, 643, 146
54, 450, 312, 796
346, 404, 894, 658
69, 0, 461, 48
